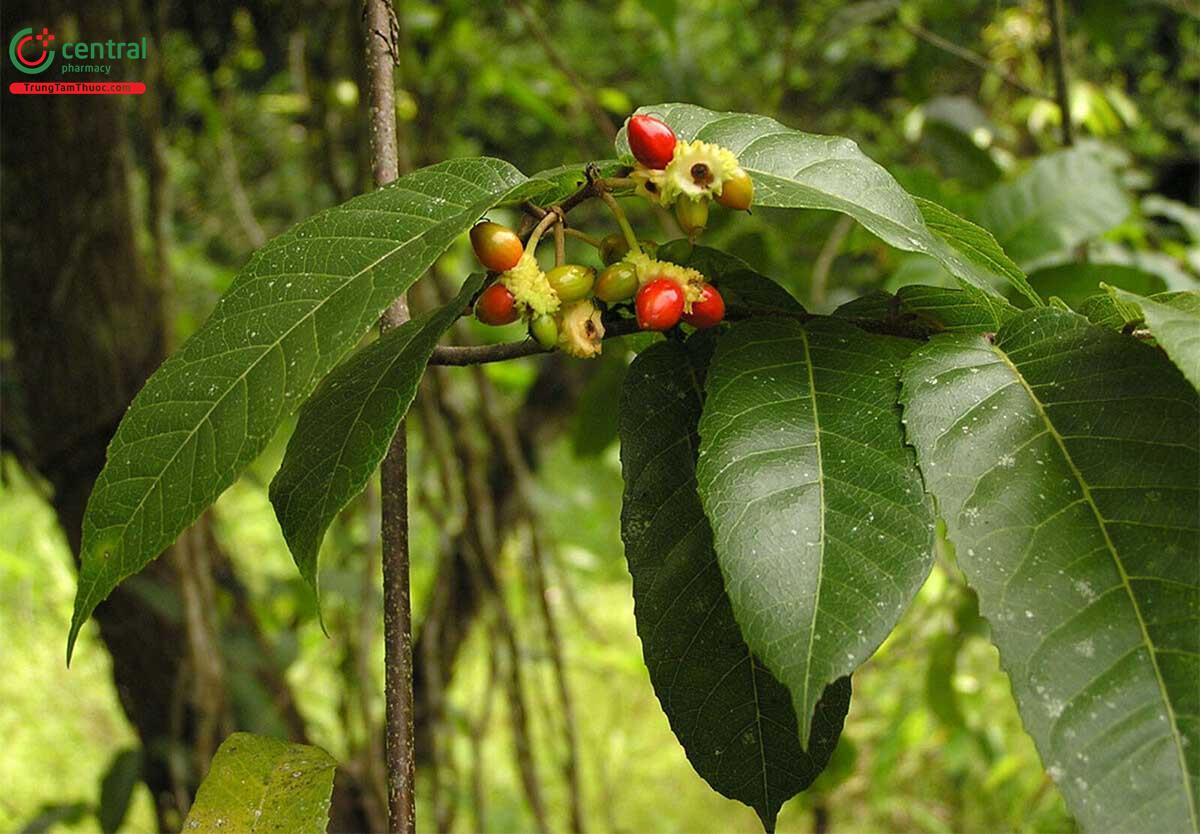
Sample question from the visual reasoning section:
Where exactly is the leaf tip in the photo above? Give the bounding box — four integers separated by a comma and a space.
66, 618, 82, 666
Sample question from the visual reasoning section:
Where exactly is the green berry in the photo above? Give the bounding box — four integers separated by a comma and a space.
530, 314, 559, 349
600, 234, 658, 265
675, 197, 709, 237
545, 264, 595, 302
599, 233, 629, 266
595, 262, 640, 303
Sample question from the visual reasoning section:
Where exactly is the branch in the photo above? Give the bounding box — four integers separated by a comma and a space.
901, 20, 1049, 100
810, 215, 855, 308
1046, 0, 1075, 146
363, 1, 416, 833
429, 318, 642, 366
506, 0, 616, 143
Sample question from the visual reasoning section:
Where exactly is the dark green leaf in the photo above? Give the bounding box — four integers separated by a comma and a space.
98, 748, 141, 834
1027, 263, 1167, 310
974, 148, 1130, 267
900, 309, 1199, 833
1077, 289, 1149, 329
1111, 288, 1200, 391
69, 158, 547, 659
619, 339, 849, 832
619, 104, 1040, 305
694, 318, 935, 742
182, 733, 337, 834
920, 120, 1003, 189
833, 284, 1018, 336
915, 197, 1041, 308
269, 276, 484, 608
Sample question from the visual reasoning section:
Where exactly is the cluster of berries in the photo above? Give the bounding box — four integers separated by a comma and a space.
626, 114, 753, 235
468, 114, 753, 358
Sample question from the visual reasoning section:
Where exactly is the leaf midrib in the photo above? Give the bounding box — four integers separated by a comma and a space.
798, 327, 826, 741
991, 339, 1199, 831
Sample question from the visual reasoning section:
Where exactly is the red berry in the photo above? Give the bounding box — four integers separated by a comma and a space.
470, 221, 523, 272
636, 278, 685, 331
683, 283, 725, 329
475, 283, 519, 326
627, 115, 677, 170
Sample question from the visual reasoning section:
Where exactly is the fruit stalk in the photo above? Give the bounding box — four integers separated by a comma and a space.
597, 189, 641, 254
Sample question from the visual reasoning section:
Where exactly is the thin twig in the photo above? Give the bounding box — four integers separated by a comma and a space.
364, 1, 416, 832
429, 318, 642, 366
810, 215, 855, 308
563, 227, 601, 248
900, 20, 1049, 99
554, 221, 566, 266
596, 190, 641, 252
1046, 0, 1075, 146
506, 0, 616, 143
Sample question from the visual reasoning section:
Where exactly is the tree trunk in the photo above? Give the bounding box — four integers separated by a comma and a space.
0, 4, 372, 831
1, 3, 204, 828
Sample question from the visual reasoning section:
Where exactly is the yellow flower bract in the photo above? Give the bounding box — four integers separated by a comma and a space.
660, 140, 741, 205
500, 252, 560, 316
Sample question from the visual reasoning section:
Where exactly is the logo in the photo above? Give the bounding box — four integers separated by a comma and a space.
9, 27, 56, 74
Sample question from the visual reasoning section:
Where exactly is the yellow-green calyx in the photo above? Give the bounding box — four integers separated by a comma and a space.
623, 253, 707, 309
558, 299, 605, 358
660, 140, 741, 205
500, 252, 560, 316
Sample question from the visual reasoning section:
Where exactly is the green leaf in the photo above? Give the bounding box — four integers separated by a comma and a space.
269, 276, 484, 608
900, 309, 1200, 833
618, 103, 1040, 305
920, 120, 1003, 189
833, 284, 1018, 336
529, 160, 625, 201
915, 197, 1042, 308
182, 733, 337, 834
1077, 289, 1149, 329
974, 148, 1131, 268
1110, 288, 1200, 392
694, 318, 935, 742
97, 748, 141, 834
659, 242, 806, 316
1027, 263, 1166, 310
69, 158, 547, 660
619, 338, 849, 832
